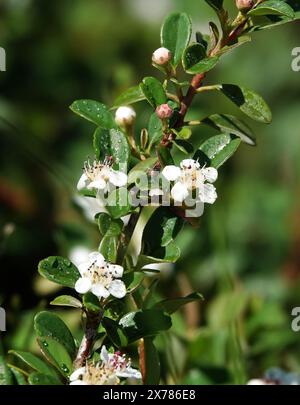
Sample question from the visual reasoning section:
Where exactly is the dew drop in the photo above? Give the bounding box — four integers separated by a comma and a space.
42, 341, 48, 347
61, 364, 70, 373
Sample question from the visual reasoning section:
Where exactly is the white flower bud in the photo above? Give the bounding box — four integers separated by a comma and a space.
235, 0, 255, 12
115, 106, 136, 127
152, 47, 172, 66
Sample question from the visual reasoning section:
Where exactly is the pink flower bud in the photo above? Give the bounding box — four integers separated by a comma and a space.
235, 0, 255, 11
156, 104, 173, 120
152, 47, 172, 66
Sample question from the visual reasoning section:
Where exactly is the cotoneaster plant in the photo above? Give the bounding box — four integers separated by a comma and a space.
4, 0, 299, 386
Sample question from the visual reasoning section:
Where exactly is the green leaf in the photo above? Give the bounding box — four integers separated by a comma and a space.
186, 56, 219, 74
161, 12, 192, 67
137, 241, 181, 267
9, 350, 58, 378
34, 311, 76, 358
248, 0, 295, 18
83, 292, 102, 313
119, 309, 172, 343
127, 157, 157, 185
106, 188, 132, 219
50, 295, 82, 309
154, 292, 204, 314
113, 86, 145, 108
157, 145, 174, 167
143, 338, 161, 385
0, 354, 14, 385
220, 84, 272, 123
174, 126, 192, 140
182, 43, 206, 71
70, 100, 115, 128
36, 337, 73, 377
38, 256, 80, 288
99, 234, 118, 263
148, 113, 163, 147
172, 139, 194, 154
197, 134, 241, 168
9, 366, 27, 385
123, 272, 145, 293
201, 113, 256, 145
93, 127, 130, 169
98, 213, 123, 237
102, 318, 128, 348
140, 77, 167, 109
28, 372, 62, 385
205, 0, 224, 11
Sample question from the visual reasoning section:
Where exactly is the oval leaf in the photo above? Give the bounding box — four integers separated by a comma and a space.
38, 256, 80, 288
140, 77, 167, 109
248, 1, 295, 18
28, 372, 62, 385
9, 350, 58, 378
113, 86, 145, 108
34, 311, 76, 358
161, 12, 192, 67
37, 337, 73, 377
220, 84, 272, 123
70, 100, 115, 129
153, 292, 204, 314
50, 295, 82, 309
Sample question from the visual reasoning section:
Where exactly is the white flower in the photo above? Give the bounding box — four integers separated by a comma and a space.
115, 106, 136, 127
77, 159, 127, 192
74, 252, 126, 299
69, 346, 141, 385
247, 379, 274, 385
152, 47, 172, 65
162, 159, 218, 205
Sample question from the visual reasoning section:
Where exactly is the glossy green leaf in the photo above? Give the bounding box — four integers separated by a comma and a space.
249, 1, 295, 18
220, 84, 272, 123
93, 127, 130, 169
205, 0, 224, 11
98, 213, 123, 236
28, 372, 62, 385
174, 126, 192, 140
173, 139, 194, 154
9, 350, 58, 378
154, 292, 204, 314
140, 77, 167, 108
99, 234, 118, 263
201, 113, 256, 145
50, 295, 82, 309
157, 145, 174, 167
113, 85, 145, 108
186, 56, 219, 74
83, 292, 102, 313
106, 188, 131, 219
38, 256, 80, 288
102, 317, 128, 348
148, 113, 163, 147
197, 133, 241, 168
70, 100, 115, 128
34, 311, 76, 358
0, 354, 14, 385
9, 366, 27, 385
37, 337, 73, 377
119, 309, 172, 343
161, 12, 192, 66
182, 43, 206, 71
123, 272, 145, 293
143, 338, 161, 385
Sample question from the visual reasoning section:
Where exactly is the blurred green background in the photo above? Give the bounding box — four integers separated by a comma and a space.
0, 0, 300, 384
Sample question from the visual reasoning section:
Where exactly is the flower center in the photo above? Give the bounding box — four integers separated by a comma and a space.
180, 168, 203, 190
83, 160, 111, 182
83, 262, 113, 288
81, 363, 119, 385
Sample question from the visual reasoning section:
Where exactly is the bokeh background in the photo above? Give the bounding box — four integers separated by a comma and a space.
0, 0, 300, 384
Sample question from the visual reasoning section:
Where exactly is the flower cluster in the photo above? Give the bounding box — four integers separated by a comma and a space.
162, 159, 218, 204
77, 158, 127, 192
69, 346, 141, 385
75, 252, 126, 299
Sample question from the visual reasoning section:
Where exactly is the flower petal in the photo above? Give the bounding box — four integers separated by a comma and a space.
109, 280, 126, 299
87, 178, 107, 190
162, 165, 181, 182
109, 171, 128, 187
180, 159, 200, 170
100, 345, 109, 364
202, 167, 218, 183
107, 264, 124, 278
88, 252, 106, 267
117, 368, 142, 379
75, 277, 92, 294
91, 283, 110, 298
69, 367, 85, 382
77, 173, 89, 191
199, 183, 217, 204
171, 182, 189, 203
70, 380, 88, 385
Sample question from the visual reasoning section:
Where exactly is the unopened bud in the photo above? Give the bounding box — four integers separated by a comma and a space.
235, 0, 255, 12
156, 104, 173, 120
152, 47, 172, 66
115, 106, 136, 127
